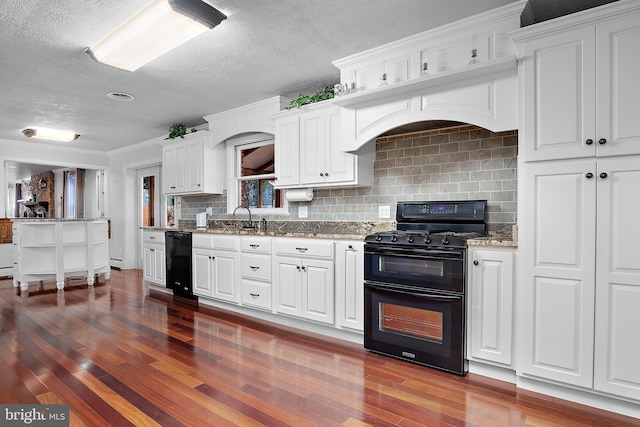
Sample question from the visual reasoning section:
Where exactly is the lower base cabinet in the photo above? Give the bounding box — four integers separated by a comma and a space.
467, 246, 515, 367
335, 241, 364, 332
193, 248, 239, 303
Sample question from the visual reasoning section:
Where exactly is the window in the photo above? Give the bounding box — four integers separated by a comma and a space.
227, 134, 286, 214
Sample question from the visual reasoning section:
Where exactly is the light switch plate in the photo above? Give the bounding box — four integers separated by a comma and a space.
298, 206, 308, 218
379, 205, 390, 219
206, 207, 212, 215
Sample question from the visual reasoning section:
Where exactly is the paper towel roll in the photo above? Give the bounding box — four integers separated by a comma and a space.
285, 188, 314, 202
196, 212, 207, 228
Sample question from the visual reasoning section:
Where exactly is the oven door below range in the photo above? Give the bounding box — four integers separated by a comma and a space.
364, 281, 467, 375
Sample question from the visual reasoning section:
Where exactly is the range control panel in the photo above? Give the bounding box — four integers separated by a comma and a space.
397, 200, 486, 222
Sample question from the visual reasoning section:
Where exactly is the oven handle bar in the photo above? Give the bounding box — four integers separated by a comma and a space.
365, 282, 461, 301
365, 246, 464, 259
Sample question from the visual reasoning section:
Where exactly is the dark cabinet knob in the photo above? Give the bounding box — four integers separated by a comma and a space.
600, 172, 608, 179
585, 139, 593, 145
586, 172, 594, 179
325, 172, 329, 177
348, 245, 353, 249
473, 260, 479, 266
320, 173, 324, 177
598, 138, 607, 145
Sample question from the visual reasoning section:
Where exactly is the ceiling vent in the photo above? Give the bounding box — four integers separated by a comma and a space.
106, 92, 135, 102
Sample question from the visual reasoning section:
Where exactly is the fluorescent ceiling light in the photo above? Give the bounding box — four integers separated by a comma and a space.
86, 0, 227, 72
22, 128, 80, 142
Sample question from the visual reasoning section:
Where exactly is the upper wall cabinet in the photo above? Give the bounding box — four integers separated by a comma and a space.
273, 101, 374, 189
331, 2, 523, 153
161, 131, 224, 195
512, 3, 640, 162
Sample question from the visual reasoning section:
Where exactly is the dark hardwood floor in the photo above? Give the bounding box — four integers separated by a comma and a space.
0, 269, 637, 427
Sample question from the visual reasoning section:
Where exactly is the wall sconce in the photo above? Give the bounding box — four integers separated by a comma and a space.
39, 178, 47, 189
86, 0, 227, 72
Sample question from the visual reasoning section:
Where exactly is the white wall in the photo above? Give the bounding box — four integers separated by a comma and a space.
107, 137, 164, 269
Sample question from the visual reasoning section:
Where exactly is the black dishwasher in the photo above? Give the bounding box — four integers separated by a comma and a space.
165, 231, 196, 300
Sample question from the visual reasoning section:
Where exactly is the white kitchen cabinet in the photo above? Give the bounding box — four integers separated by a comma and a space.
192, 235, 239, 303
520, 156, 640, 397
593, 156, 640, 400
143, 230, 165, 286
334, 241, 364, 332
516, 10, 640, 162
467, 246, 514, 367
273, 238, 335, 324
161, 131, 224, 195
273, 102, 373, 189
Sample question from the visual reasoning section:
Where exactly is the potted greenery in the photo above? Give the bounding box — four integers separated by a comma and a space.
286, 87, 335, 109
166, 123, 197, 139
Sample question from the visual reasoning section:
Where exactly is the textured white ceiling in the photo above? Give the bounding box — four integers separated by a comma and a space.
0, 0, 518, 157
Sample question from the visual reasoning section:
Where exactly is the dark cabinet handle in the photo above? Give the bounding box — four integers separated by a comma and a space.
296, 266, 301, 270
348, 245, 353, 249
473, 260, 479, 266
301, 266, 306, 271
325, 172, 329, 177
250, 266, 259, 270
249, 293, 260, 298
249, 244, 259, 248
598, 138, 607, 145
320, 173, 324, 177
295, 247, 308, 252
600, 172, 608, 179
585, 139, 593, 145
586, 172, 594, 179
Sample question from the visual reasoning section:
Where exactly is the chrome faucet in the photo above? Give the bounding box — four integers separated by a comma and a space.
233, 205, 254, 229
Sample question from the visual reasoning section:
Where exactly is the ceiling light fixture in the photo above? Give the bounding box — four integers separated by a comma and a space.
85, 0, 227, 72
22, 128, 80, 142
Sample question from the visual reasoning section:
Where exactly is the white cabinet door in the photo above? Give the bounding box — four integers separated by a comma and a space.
520, 159, 596, 387
595, 16, 640, 158
468, 247, 514, 366
303, 259, 334, 325
335, 241, 364, 331
152, 245, 165, 285
273, 256, 303, 317
299, 110, 326, 185
521, 27, 596, 161
143, 245, 155, 283
274, 116, 300, 187
193, 248, 214, 297
186, 137, 204, 192
212, 250, 239, 303
324, 107, 355, 184
163, 143, 188, 193
594, 156, 640, 399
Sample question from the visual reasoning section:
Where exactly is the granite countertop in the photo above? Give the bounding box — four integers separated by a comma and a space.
143, 220, 518, 247
143, 220, 394, 241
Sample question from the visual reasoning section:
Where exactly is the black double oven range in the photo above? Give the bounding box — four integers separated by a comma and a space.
364, 200, 487, 375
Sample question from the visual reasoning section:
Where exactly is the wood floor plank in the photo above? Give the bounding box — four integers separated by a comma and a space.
1, 272, 639, 426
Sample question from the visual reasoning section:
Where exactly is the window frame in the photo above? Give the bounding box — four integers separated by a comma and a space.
225, 133, 288, 216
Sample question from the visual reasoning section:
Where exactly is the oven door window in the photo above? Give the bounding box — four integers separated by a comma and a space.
380, 303, 443, 343
365, 249, 464, 293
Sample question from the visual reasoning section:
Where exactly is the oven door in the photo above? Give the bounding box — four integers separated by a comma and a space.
364, 244, 465, 294
364, 281, 466, 375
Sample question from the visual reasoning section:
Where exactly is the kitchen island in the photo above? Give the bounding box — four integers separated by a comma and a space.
12, 218, 110, 292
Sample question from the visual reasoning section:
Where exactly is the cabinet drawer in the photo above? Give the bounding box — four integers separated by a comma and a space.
240, 236, 272, 253
214, 235, 239, 251
143, 231, 165, 244
274, 238, 333, 259
192, 233, 214, 248
241, 280, 272, 310
241, 253, 271, 281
